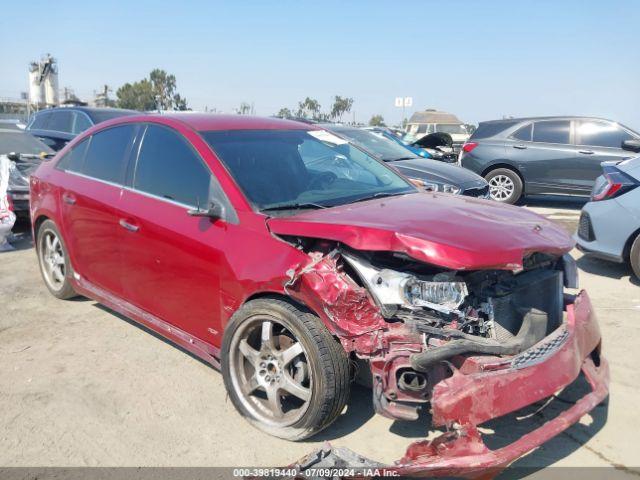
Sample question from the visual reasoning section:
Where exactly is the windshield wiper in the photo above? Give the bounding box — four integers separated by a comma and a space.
350, 191, 404, 204
261, 202, 327, 212
385, 156, 417, 162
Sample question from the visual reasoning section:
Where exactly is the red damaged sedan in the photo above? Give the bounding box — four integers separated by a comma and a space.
30, 114, 608, 474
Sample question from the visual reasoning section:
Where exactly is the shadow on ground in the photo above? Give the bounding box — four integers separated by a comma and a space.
519, 195, 588, 211
577, 255, 639, 285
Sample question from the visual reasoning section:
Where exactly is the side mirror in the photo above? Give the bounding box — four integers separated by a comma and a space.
622, 139, 640, 153
187, 200, 224, 220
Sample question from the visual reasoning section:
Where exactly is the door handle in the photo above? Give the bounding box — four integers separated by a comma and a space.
62, 193, 76, 205
119, 219, 139, 232
513, 144, 527, 149
578, 149, 595, 155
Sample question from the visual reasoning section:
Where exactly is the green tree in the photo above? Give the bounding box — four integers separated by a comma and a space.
369, 114, 385, 127
296, 97, 321, 119
116, 79, 155, 110
330, 95, 354, 121
275, 107, 293, 118
116, 69, 188, 111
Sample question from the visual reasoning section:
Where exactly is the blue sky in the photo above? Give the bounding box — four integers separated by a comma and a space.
2, 0, 639, 128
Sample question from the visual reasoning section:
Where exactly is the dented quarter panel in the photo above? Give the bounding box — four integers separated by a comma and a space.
267, 192, 574, 270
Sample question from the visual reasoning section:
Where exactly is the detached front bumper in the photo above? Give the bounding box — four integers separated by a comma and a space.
295, 290, 609, 477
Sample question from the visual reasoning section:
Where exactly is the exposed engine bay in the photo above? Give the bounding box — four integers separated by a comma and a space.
282, 236, 580, 422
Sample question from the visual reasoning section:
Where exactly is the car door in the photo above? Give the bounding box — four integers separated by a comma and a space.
56, 124, 137, 296
508, 120, 577, 193
574, 119, 637, 190
118, 124, 235, 342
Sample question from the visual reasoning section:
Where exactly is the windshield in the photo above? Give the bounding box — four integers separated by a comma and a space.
435, 124, 467, 135
201, 129, 415, 212
0, 131, 54, 155
328, 126, 418, 161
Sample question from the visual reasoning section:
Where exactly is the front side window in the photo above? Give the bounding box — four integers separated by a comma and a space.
532, 120, 570, 144
512, 123, 532, 141
576, 121, 634, 149
56, 138, 90, 172
82, 125, 135, 184
134, 125, 211, 207
201, 129, 414, 212
47, 111, 74, 133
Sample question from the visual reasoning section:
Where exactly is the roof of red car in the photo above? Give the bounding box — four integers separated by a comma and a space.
125, 113, 316, 132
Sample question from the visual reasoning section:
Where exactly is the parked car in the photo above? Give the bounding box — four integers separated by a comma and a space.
0, 128, 54, 217
26, 107, 138, 151
460, 116, 640, 204
365, 126, 432, 158
576, 146, 640, 278
31, 114, 608, 474
321, 124, 489, 198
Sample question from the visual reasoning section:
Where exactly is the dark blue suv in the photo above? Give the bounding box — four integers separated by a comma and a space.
459, 116, 640, 203
26, 107, 137, 151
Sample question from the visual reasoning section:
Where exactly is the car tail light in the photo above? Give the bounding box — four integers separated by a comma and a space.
462, 142, 478, 153
591, 166, 639, 201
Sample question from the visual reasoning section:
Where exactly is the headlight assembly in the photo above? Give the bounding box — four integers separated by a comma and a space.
411, 179, 461, 195
342, 254, 468, 314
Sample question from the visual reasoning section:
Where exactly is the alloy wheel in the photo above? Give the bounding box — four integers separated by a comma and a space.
40, 230, 66, 291
228, 316, 312, 427
489, 174, 515, 201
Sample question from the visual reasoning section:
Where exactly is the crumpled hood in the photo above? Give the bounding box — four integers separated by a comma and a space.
267, 192, 574, 270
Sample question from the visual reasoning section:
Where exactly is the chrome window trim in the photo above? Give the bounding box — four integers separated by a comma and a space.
64, 170, 197, 209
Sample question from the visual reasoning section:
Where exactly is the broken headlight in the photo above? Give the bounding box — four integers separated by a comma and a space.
403, 276, 468, 310
343, 254, 468, 313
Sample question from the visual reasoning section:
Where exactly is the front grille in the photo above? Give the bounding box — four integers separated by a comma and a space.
578, 212, 595, 241
463, 185, 489, 198
511, 328, 569, 369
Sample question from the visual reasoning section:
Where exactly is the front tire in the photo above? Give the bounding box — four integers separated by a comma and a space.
221, 298, 350, 441
630, 234, 640, 280
485, 168, 523, 204
36, 219, 77, 300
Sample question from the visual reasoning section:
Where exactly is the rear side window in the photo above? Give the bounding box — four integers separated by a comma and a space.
30, 112, 51, 130
532, 121, 570, 144
470, 121, 516, 140
72, 112, 92, 134
576, 121, 633, 149
82, 125, 135, 184
47, 111, 74, 133
56, 138, 90, 172
512, 123, 532, 141
133, 125, 210, 206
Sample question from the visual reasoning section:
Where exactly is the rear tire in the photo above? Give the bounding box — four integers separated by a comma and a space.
221, 298, 350, 441
36, 219, 77, 300
485, 168, 523, 204
630, 234, 640, 280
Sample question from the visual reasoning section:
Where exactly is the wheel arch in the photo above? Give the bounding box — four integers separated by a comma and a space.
242, 291, 320, 318
623, 227, 640, 263
481, 162, 525, 184
32, 214, 51, 250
